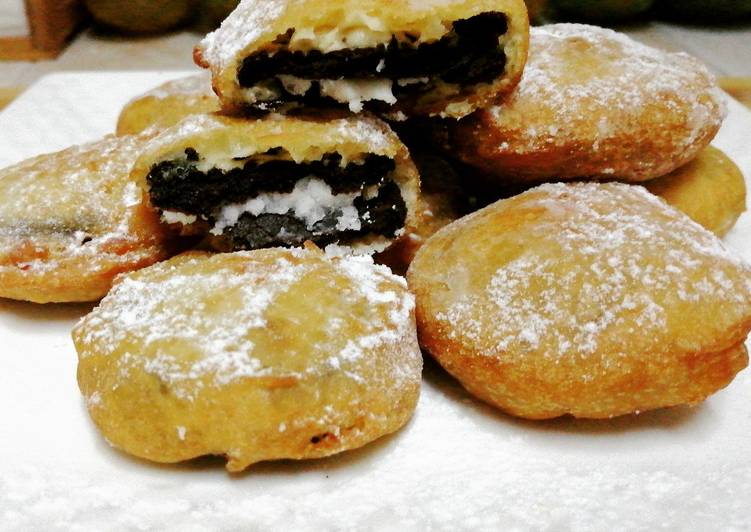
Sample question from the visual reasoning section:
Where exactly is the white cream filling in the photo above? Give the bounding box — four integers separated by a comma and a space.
277, 75, 313, 96
288, 14, 390, 53
211, 177, 364, 236
318, 78, 397, 112
248, 75, 400, 112
275, 76, 403, 112
161, 211, 198, 225
241, 82, 282, 104
193, 153, 248, 173
291, 25, 392, 53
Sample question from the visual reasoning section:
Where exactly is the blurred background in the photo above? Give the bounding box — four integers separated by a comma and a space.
0, 0, 749, 110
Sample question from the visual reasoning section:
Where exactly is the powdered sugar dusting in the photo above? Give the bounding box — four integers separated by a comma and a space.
336, 254, 416, 384
200, 0, 289, 69
0, 132, 171, 293
437, 183, 751, 361
138, 72, 214, 101
199, 0, 287, 71
77, 253, 309, 400
481, 24, 726, 179
75, 249, 419, 401
197, 0, 485, 72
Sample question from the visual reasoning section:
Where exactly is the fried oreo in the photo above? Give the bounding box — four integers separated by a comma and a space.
408, 183, 751, 419
116, 73, 221, 136
132, 113, 420, 253
74, 248, 422, 472
644, 146, 746, 237
0, 134, 177, 303
193, 0, 530, 118
451, 24, 727, 184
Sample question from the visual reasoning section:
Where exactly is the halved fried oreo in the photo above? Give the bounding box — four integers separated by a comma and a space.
194, 0, 529, 118
132, 113, 420, 253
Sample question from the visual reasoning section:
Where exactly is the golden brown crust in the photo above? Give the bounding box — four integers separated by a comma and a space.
452, 24, 726, 184
116, 73, 221, 136
644, 146, 747, 237
0, 133, 178, 303
132, 112, 421, 254
429, 336, 748, 420
74, 248, 422, 471
194, 0, 529, 118
407, 182, 751, 419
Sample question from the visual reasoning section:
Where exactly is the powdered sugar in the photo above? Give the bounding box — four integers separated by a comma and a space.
0, 132, 171, 295
199, 0, 287, 71
75, 249, 418, 400
481, 24, 726, 179
335, 254, 415, 382
76, 255, 301, 397
131, 72, 214, 101
436, 183, 751, 361
197, 0, 458, 72
494, 24, 726, 140
0, 135, 146, 255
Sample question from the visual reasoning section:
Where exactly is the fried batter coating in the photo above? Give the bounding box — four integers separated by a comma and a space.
644, 146, 746, 237
452, 24, 726, 184
0, 133, 177, 303
194, 0, 529, 118
408, 182, 751, 419
116, 73, 220, 136
74, 248, 422, 472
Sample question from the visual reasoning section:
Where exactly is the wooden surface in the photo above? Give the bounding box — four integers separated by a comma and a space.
0, 36, 60, 61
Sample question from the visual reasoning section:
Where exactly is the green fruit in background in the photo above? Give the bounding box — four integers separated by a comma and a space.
656, 0, 751, 21
85, 0, 193, 34
196, 0, 240, 31
553, 0, 655, 21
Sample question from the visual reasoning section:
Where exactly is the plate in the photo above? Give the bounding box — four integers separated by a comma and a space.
1, 72, 751, 531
